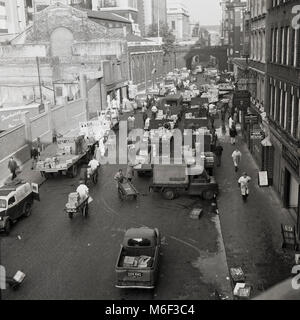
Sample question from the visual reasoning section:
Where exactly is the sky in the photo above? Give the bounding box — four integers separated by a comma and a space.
185, 0, 222, 26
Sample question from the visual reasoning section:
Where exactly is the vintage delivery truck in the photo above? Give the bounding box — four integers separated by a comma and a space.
149, 163, 218, 200
0, 181, 39, 234
115, 228, 161, 289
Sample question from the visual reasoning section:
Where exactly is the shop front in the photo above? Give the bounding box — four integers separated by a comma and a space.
282, 145, 300, 217
269, 126, 300, 233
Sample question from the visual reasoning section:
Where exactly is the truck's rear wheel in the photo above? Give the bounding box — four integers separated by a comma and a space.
68, 165, 78, 178
162, 189, 176, 200
203, 190, 215, 201
4, 220, 11, 235
23, 202, 33, 218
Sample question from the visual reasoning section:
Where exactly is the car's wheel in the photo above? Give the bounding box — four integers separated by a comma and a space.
162, 189, 176, 200
202, 190, 215, 201
4, 219, 11, 235
44, 172, 51, 179
23, 202, 32, 218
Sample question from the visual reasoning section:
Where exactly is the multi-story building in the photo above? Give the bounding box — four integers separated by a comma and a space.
0, 0, 27, 38
142, 0, 167, 37
265, 0, 300, 221
92, 0, 141, 35
0, 2, 129, 117
220, 0, 228, 46
0, 1, 7, 34
166, 0, 190, 41
247, 0, 267, 113
221, 0, 247, 70
34, 0, 92, 10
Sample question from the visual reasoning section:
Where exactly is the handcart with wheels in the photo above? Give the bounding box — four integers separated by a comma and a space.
79, 166, 99, 186
65, 195, 89, 219
118, 180, 139, 201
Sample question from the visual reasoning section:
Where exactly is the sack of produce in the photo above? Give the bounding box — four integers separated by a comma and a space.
67, 192, 80, 208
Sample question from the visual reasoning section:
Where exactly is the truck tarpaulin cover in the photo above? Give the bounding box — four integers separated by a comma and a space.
153, 165, 189, 185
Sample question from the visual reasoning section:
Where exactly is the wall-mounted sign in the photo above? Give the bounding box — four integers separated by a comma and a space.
245, 114, 259, 125
258, 171, 269, 187
250, 129, 263, 140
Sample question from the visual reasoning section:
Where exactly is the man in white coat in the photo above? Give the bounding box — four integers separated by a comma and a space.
238, 172, 251, 202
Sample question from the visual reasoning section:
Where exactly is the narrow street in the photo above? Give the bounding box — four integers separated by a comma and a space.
1, 71, 296, 300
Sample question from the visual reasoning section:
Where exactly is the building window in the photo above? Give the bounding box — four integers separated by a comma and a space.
291, 29, 296, 66
292, 96, 300, 139
297, 29, 300, 67
270, 83, 274, 118
278, 27, 284, 64
172, 21, 175, 30
274, 28, 278, 63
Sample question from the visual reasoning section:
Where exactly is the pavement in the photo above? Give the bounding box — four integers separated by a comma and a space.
215, 121, 296, 297
0, 160, 46, 188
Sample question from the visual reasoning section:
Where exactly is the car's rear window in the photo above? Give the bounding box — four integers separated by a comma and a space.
127, 238, 151, 247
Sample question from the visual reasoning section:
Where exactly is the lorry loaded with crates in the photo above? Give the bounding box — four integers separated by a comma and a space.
35, 133, 96, 179
149, 162, 218, 200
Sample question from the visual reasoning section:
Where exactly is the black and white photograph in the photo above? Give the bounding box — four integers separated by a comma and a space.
0, 0, 300, 306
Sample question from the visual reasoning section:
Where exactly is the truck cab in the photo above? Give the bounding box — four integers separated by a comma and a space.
0, 181, 39, 235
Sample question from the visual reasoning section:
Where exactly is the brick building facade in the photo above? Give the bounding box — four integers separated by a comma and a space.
265, 0, 300, 225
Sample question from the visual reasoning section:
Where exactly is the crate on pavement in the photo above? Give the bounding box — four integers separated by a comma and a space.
233, 283, 252, 300
230, 267, 245, 285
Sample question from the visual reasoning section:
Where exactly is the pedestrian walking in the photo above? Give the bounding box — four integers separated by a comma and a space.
211, 130, 218, 152
126, 164, 134, 183
151, 105, 158, 120
233, 109, 238, 124
228, 115, 234, 130
229, 124, 238, 145
214, 143, 224, 167
114, 169, 125, 188
8, 157, 18, 180
238, 172, 251, 202
144, 116, 151, 131
31, 146, 39, 170
232, 148, 242, 172
37, 137, 43, 160
127, 114, 135, 133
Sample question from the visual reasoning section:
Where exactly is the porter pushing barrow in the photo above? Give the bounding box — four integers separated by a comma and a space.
114, 169, 139, 201
65, 181, 90, 219
117, 179, 139, 201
